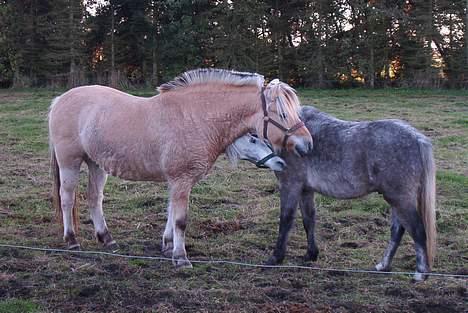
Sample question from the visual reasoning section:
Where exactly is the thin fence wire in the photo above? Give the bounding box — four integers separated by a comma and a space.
0, 243, 466, 280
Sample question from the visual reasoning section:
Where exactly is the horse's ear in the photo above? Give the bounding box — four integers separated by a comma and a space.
267, 79, 280, 86
264, 80, 280, 108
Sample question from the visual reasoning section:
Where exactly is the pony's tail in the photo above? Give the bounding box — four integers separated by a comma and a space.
418, 139, 436, 269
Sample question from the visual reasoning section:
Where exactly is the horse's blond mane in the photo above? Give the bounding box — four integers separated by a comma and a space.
158, 68, 265, 93
264, 79, 301, 121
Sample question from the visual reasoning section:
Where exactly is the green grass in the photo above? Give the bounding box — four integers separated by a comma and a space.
0, 88, 467, 312
0, 299, 40, 313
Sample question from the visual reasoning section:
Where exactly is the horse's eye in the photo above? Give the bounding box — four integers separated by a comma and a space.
280, 112, 287, 119
249, 137, 257, 144
251, 133, 259, 138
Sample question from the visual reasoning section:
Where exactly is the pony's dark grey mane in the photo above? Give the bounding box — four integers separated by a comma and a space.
158, 68, 265, 93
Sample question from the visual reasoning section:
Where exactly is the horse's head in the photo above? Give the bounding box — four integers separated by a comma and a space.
256, 79, 313, 156
226, 133, 286, 171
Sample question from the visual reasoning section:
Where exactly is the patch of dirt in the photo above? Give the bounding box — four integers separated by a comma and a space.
194, 218, 248, 237
256, 303, 316, 313
409, 300, 460, 313
339, 241, 367, 249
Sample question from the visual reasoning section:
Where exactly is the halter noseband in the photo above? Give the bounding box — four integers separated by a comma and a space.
255, 149, 277, 168
260, 88, 305, 148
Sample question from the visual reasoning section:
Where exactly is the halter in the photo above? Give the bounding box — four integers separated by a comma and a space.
260, 88, 305, 148
255, 152, 277, 168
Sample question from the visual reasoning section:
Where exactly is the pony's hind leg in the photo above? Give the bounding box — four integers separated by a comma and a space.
386, 196, 430, 281
87, 160, 116, 249
376, 209, 405, 271
299, 190, 319, 262
168, 180, 193, 268
59, 166, 81, 250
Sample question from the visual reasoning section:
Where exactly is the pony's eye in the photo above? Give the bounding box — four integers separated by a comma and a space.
249, 137, 257, 144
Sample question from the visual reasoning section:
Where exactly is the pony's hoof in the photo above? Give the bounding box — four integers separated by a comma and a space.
265, 255, 282, 266
413, 272, 428, 282
67, 243, 81, 250
103, 241, 119, 252
304, 250, 319, 262
161, 244, 173, 258
97, 231, 115, 246
375, 262, 390, 272
173, 257, 192, 269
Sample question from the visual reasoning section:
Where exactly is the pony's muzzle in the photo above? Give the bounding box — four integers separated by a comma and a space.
265, 156, 286, 172
293, 137, 313, 157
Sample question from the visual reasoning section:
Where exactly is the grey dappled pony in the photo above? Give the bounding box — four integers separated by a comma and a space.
227, 134, 286, 171
267, 106, 436, 281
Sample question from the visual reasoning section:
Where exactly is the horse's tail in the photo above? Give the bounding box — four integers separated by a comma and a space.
418, 139, 436, 269
49, 98, 79, 234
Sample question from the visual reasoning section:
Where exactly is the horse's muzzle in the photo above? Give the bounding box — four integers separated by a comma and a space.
266, 157, 286, 172
294, 139, 313, 157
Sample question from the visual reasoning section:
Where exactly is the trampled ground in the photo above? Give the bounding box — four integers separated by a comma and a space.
0, 89, 467, 312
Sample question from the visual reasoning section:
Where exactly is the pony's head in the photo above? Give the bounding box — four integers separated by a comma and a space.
226, 133, 286, 171
256, 79, 313, 156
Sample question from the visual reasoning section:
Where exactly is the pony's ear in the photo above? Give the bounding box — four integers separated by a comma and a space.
264, 79, 281, 109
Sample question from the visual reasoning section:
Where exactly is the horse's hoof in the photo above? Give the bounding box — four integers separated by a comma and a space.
161, 244, 173, 258
413, 272, 428, 282
375, 262, 390, 272
67, 243, 81, 250
265, 255, 282, 266
304, 250, 319, 262
173, 257, 192, 269
97, 231, 115, 246
103, 241, 119, 252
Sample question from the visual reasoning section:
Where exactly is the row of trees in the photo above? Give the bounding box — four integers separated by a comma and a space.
1, 0, 467, 89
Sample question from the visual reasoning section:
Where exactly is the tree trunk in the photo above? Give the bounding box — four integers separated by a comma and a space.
151, 1, 159, 87
316, 3, 324, 88
465, 0, 468, 86
110, 4, 117, 88
369, 46, 375, 88
68, 0, 78, 88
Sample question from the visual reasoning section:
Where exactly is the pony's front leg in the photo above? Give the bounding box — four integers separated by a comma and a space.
161, 204, 173, 258
168, 180, 193, 268
300, 190, 319, 262
266, 183, 301, 265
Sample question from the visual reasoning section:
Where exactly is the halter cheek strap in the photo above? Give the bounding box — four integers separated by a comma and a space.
260, 88, 305, 148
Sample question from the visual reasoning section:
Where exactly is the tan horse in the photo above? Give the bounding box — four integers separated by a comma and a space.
49, 68, 313, 267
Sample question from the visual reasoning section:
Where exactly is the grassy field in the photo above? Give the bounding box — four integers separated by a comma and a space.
0, 88, 467, 312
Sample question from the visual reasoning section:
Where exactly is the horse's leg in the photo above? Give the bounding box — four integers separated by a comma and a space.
266, 183, 301, 265
161, 204, 173, 258
59, 164, 81, 250
375, 209, 405, 271
386, 197, 430, 281
299, 190, 319, 262
168, 180, 193, 268
87, 160, 116, 249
